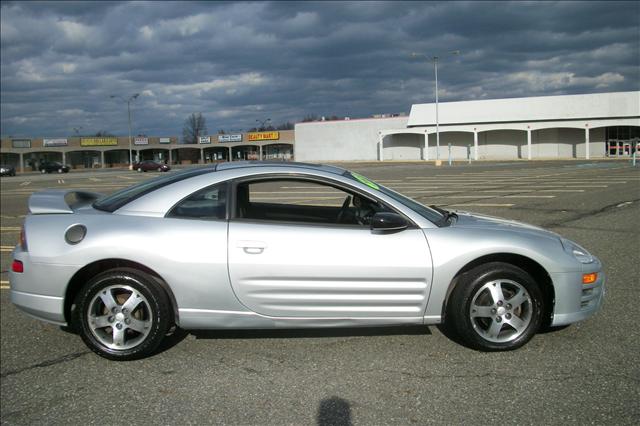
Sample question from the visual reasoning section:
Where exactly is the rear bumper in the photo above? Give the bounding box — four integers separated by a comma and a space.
9, 249, 76, 326
10, 290, 67, 326
550, 262, 605, 327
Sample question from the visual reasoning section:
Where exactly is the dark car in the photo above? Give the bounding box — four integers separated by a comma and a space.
0, 164, 16, 177
133, 160, 171, 172
39, 161, 70, 174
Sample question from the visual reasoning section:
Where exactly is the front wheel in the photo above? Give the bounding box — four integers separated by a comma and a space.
447, 262, 544, 351
74, 268, 172, 360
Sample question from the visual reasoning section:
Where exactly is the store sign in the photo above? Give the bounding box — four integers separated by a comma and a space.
81, 137, 118, 146
159, 137, 171, 144
248, 131, 279, 141
134, 137, 149, 145
12, 139, 31, 148
199, 136, 211, 144
43, 138, 68, 147
218, 134, 242, 143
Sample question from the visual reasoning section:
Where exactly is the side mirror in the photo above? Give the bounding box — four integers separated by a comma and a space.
370, 212, 409, 234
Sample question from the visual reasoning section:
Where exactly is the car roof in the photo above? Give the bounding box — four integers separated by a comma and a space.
214, 161, 346, 176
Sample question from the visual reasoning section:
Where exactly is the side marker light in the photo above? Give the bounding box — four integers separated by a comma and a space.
582, 273, 597, 284
12, 260, 24, 273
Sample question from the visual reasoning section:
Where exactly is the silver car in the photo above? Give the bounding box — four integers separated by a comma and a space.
10, 162, 604, 360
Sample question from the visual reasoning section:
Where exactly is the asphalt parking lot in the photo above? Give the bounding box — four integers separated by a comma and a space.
1, 160, 639, 425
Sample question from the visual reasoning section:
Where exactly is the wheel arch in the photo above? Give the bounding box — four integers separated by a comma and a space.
64, 258, 179, 327
443, 253, 555, 326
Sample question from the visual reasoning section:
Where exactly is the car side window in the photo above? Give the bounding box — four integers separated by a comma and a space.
167, 183, 227, 220
235, 178, 391, 226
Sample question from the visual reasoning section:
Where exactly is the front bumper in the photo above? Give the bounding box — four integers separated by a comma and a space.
550, 261, 605, 327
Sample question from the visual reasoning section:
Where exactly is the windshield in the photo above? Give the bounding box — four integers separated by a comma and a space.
94, 167, 214, 212
343, 171, 445, 224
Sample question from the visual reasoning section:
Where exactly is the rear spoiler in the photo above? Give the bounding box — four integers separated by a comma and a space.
28, 190, 105, 214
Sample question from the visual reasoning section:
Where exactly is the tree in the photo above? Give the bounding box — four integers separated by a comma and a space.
182, 113, 208, 144
94, 130, 114, 137
276, 121, 294, 130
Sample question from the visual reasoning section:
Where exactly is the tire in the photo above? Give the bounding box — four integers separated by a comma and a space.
447, 262, 544, 351
73, 268, 173, 360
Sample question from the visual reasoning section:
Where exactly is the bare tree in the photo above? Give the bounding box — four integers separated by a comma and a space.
182, 113, 208, 144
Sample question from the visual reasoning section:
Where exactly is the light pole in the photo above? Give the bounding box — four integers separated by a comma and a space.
412, 50, 460, 160
110, 93, 139, 168
256, 118, 271, 131
73, 126, 83, 136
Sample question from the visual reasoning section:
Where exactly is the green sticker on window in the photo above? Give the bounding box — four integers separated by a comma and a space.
351, 172, 380, 190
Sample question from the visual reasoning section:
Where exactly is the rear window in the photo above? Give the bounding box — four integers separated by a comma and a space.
93, 168, 215, 212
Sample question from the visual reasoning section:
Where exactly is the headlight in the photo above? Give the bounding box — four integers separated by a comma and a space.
560, 238, 594, 264
0, 168, 5, 172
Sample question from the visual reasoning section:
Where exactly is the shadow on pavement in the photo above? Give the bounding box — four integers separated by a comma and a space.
317, 396, 352, 426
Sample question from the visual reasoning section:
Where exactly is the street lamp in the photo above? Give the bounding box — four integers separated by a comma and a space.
110, 93, 140, 168
73, 126, 83, 135
256, 118, 271, 130
411, 50, 460, 160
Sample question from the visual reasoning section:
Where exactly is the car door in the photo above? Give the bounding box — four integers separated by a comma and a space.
227, 176, 433, 318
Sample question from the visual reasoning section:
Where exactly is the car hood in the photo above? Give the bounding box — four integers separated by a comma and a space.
451, 211, 561, 240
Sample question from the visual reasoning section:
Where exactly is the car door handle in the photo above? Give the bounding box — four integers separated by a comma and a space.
237, 240, 267, 254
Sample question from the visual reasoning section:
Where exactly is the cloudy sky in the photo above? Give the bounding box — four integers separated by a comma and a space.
1, 1, 638, 138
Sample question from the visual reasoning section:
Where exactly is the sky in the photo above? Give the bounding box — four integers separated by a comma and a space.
1, 0, 639, 138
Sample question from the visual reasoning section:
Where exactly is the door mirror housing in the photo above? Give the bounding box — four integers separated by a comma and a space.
370, 212, 409, 234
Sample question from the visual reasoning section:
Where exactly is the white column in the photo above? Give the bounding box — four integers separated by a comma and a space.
19, 153, 24, 173
259, 145, 263, 160
100, 151, 105, 168
378, 133, 384, 161
527, 128, 532, 160
424, 131, 429, 161
62, 151, 66, 166
169, 149, 173, 164
473, 130, 479, 161
200, 148, 204, 163
585, 127, 590, 159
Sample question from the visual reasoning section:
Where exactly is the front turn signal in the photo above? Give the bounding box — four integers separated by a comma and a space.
582, 273, 597, 284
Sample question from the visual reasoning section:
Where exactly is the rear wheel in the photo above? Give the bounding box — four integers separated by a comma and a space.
74, 268, 172, 360
448, 262, 544, 351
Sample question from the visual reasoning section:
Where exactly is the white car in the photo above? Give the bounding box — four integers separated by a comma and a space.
10, 162, 604, 360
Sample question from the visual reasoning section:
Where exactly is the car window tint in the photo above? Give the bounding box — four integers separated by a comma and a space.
167, 183, 226, 220
236, 179, 391, 226
93, 168, 215, 212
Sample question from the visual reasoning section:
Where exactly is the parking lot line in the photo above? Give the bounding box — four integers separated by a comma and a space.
0, 281, 9, 290
1, 227, 21, 231
448, 203, 515, 207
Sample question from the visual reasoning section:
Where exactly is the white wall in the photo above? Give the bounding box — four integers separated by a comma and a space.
408, 91, 640, 126
295, 117, 408, 161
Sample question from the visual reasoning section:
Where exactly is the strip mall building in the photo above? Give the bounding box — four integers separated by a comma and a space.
1, 91, 639, 172
295, 91, 640, 162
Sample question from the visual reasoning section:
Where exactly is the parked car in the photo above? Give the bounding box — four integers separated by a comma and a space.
39, 161, 70, 173
10, 162, 604, 360
0, 164, 16, 176
133, 160, 170, 172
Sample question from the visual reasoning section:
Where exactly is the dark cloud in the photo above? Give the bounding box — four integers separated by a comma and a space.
1, 0, 638, 138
